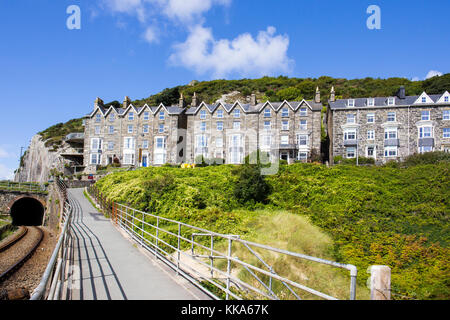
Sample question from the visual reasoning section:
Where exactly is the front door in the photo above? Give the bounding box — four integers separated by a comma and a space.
142, 155, 148, 167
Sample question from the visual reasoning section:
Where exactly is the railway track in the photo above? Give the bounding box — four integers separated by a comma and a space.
0, 226, 44, 284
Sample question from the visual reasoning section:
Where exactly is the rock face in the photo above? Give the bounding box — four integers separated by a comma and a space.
14, 135, 66, 184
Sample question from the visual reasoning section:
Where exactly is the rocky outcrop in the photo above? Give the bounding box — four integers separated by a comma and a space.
14, 135, 67, 184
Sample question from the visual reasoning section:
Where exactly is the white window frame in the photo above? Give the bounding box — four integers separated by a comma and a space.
346, 147, 356, 158
142, 140, 149, 149
123, 137, 135, 150
233, 121, 241, 130
90, 153, 101, 165
299, 120, 307, 131
94, 126, 101, 135
200, 122, 206, 132
348, 99, 355, 107
264, 121, 271, 130
387, 112, 396, 122
216, 137, 223, 148
282, 120, 289, 131
234, 109, 241, 118
217, 110, 224, 118
387, 97, 395, 106
159, 111, 165, 120
347, 114, 356, 124
109, 125, 114, 134
90, 138, 102, 151
95, 114, 101, 123
299, 108, 307, 116
384, 128, 397, 140
128, 125, 133, 134
418, 126, 433, 138
264, 108, 271, 118
367, 98, 375, 107
200, 110, 206, 119
367, 130, 375, 140
159, 124, 164, 133
443, 110, 450, 120
107, 141, 114, 150
143, 124, 149, 133
421, 110, 430, 121
384, 146, 398, 158
297, 134, 308, 146
128, 112, 134, 121
344, 130, 357, 141
217, 121, 223, 131
367, 113, 375, 123
109, 114, 115, 122
366, 145, 376, 158
281, 107, 289, 117
444, 128, 450, 138
280, 135, 289, 145
155, 136, 166, 150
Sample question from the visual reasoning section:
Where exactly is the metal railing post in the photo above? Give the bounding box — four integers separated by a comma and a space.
210, 235, 214, 278
177, 223, 181, 275
155, 216, 159, 260
226, 237, 233, 300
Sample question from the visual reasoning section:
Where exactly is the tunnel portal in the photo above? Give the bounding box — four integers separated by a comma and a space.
10, 197, 45, 226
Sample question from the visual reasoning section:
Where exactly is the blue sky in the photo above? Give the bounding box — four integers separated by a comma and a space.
0, 0, 449, 179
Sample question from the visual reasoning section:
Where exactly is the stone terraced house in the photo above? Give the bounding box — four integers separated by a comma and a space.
83, 91, 324, 172
327, 86, 450, 164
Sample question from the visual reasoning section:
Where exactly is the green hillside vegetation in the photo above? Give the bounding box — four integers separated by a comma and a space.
38, 118, 83, 148
93, 160, 449, 300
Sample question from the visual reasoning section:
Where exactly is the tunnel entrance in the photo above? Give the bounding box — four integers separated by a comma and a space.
10, 197, 45, 226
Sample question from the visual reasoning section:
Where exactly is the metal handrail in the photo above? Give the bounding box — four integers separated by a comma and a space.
31, 180, 72, 300
0, 181, 47, 193
89, 185, 358, 300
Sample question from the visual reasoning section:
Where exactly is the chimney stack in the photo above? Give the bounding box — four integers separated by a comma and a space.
397, 86, 406, 99
330, 86, 335, 103
94, 97, 104, 108
251, 94, 257, 106
179, 93, 185, 108
315, 87, 321, 103
191, 92, 198, 107
123, 96, 131, 109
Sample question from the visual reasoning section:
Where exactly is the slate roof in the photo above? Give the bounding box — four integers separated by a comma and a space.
329, 93, 445, 110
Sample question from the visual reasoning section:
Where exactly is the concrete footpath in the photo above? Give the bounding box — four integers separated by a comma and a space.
66, 188, 210, 300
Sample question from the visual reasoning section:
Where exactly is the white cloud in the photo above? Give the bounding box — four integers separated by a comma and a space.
425, 70, 443, 79
169, 25, 293, 78
143, 26, 159, 43
0, 163, 14, 181
160, 0, 231, 23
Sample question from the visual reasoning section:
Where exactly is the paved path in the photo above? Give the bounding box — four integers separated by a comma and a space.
66, 188, 209, 300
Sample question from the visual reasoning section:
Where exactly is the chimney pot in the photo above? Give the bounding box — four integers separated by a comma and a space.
251, 94, 257, 106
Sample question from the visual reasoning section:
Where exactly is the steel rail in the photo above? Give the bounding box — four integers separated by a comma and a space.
0, 227, 44, 283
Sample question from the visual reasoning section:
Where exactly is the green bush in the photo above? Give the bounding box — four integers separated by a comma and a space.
233, 165, 272, 205
402, 151, 450, 167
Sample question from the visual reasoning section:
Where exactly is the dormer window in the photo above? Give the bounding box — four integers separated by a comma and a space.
445, 96, 449, 103
264, 108, 271, 118
348, 99, 355, 107
422, 97, 427, 103
387, 97, 395, 106
367, 98, 375, 107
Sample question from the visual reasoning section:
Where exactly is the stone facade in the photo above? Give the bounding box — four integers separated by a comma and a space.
328, 88, 450, 164
83, 93, 324, 170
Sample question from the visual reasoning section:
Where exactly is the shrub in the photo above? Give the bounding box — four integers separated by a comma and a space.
233, 165, 272, 205
402, 151, 450, 167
